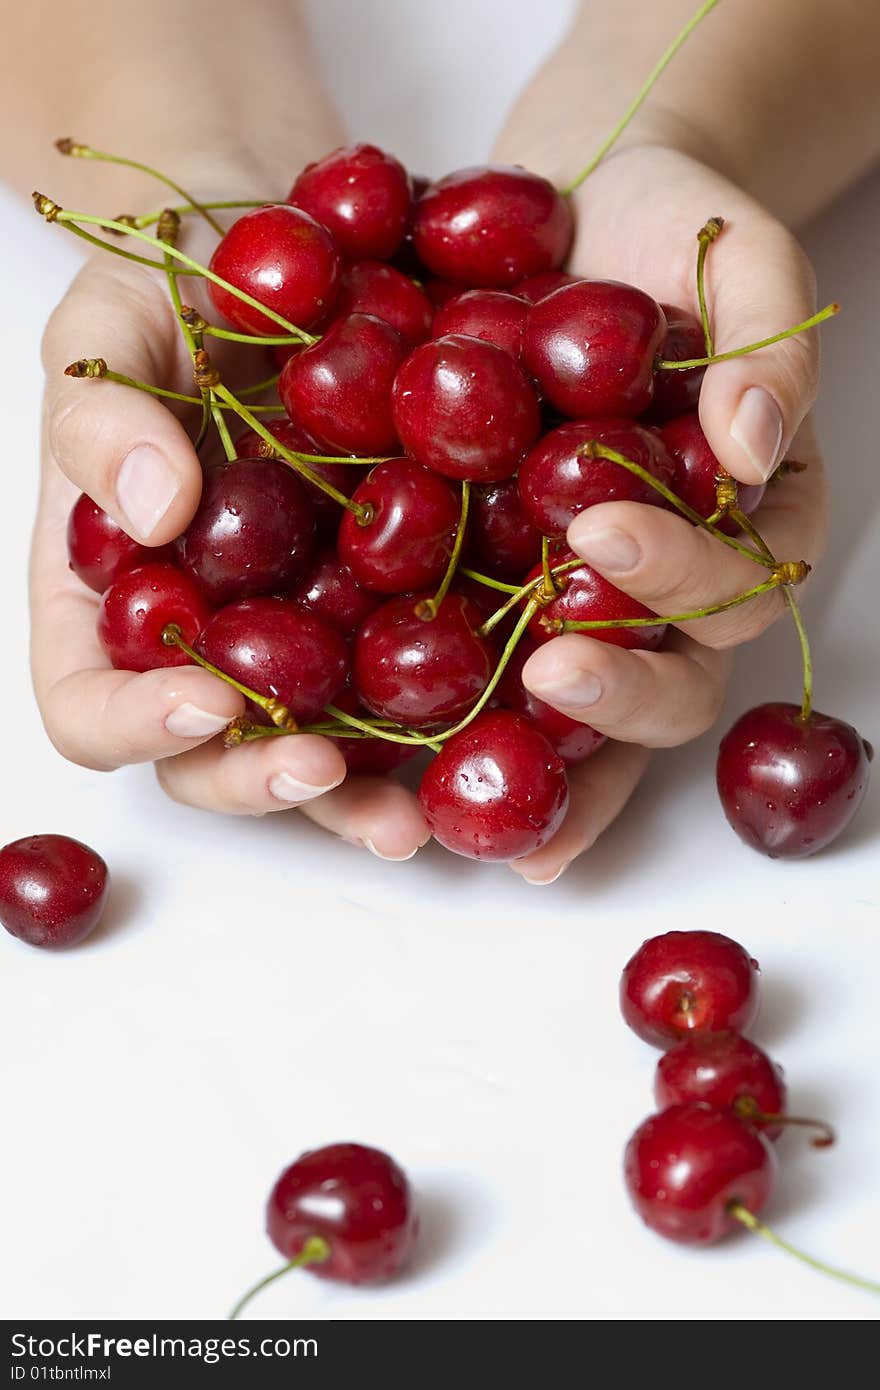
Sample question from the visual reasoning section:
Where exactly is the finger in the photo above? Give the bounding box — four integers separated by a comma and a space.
155, 734, 348, 814
510, 741, 651, 885
521, 630, 729, 747
300, 775, 431, 861
42, 256, 202, 544
698, 217, 821, 486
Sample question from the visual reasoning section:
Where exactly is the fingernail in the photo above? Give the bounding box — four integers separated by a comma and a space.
116, 444, 180, 541
269, 770, 342, 804
730, 387, 783, 482
528, 668, 602, 709
363, 837, 419, 862
164, 703, 232, 738
570, 525, 640, 573
519, 860, 571, 886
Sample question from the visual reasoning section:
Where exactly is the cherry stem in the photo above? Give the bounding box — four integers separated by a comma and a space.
732, 1097, 835, 1149
161, 624, 298, 731
228, 1236, 330, 1321
416, 482, 470, 620
541, 535, 558, 599
62, 361, 278, 413
695, 216, 723, 358
477, 558, 584, 638
196, 321, 317, 348
458, 567, 520, 596
55, 138, 225, 236
656, 303, 840, 370
39, 211, 198, 273
552, 569, 799, 635
133, 200, 267, 231
728, 1203, 880, 1296
237, 371, 281, 399
562, 0, 722, 193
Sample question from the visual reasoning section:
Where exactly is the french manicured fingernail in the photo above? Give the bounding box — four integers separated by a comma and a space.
730, 387, 783, 482
569, 525, 640, 572
269, 771, 342, 804
528, 668, 602, 709
519, 860, 570, 886
164, 703, 232, 739
363, 837, 419, 862
116, 444, 180, 541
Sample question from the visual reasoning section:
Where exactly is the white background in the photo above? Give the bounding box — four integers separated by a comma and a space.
1, 0, 878, 1322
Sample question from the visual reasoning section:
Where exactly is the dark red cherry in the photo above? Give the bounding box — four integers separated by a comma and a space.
423, 279, 460, 309
624, 1103, 777, 1245
175, 457, 315, 606
208, 204, 340, 335
648, 304, 707, 422
517, 418, 675, 537
431, 289, 528, 359
97, 562, 214, 673
354, 592, 494, 727
413, 166, 573, 288
288, 145, 412, 262
328, 261, 433, 347
267, 1142, 416, 1284
498, 640, 606, 764
466, 478, 542, 582
329, 687, 418, 775
716, 702, 872, 858
279, 313, 405, 456
289, 546, 380, 638
660, 412, 765, 533
620, 930, 761, 1048
655, 1033, 787, 1141
514, 270, 582, 303
523, 280, 667, 418
418, 709, 569, 861
337, 458, 461, 594
392, 334, 540, 483
0, 835, 109, 950
524, 553, 667, 651
197, 597, 349, 724
67, 494, 172, 594
234, 417, 365, 536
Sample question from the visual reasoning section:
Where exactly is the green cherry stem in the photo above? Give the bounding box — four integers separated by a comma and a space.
728, 1204, 880, 1297
415, 482, 470, 620
55, 138, 225, 236
551, 571, 796, 636
477, 558, 584, 639
34, 204, 195, 272
156, 210, 216, 453
695, 216, 723, 358
656, 304, 840, 370
785, 588, 814, 722
134, 200, 267, 231
458, 567, 520, 596
195, 321, 317, 348
228, 1237, 331, 1321
61, 360, 279, 413
541, 535, 558, 597
238, 370, 282, 399
562, 0, 722, 193
161, 624, 298, 731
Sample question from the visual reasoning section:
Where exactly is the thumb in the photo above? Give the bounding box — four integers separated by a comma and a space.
697, 219, 820, 486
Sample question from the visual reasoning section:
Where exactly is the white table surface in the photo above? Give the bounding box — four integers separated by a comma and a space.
1, 0, 878, 1322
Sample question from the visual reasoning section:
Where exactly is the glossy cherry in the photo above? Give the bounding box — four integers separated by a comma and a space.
97, 562, 214, 673
266, 1142, 416, 1284
290, 547, 380, 638
423, 279, 460, 309
197, 597, 349, 724
660, 412, 765, 531
0, 835, 110, 950
624, 1103, 777, 1245
329, 687, 418, 775
523, 280, 667, 418
279, 312, 405, 456
288, 144, 412, 262
234, 417, 365, 536
498, 640, 606, 764
514, 270, 582, 303
413, 165, 573, 287
525, 554, 667, 651
655, 1033, 787, 1140
175, 457, 315, 606
67, 494, 172, 594
517, 418, 675, 537
418, 709, 569, 861
337, 457, 461, 594
392, 334, 540, 483
354, 592, 494, 727
716, 702, 872, 858
329, 260, 433, 347
648, 304, 707, 422
620, 930, 761, 1047
208, 204, 339, 335
466, 478, 542, 582
431, 289, 529, 359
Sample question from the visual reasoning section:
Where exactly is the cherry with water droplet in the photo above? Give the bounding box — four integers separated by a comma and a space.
98, 562, 214, 673
0, 834, 110, 950
67, 494, 172, 594
337, 457, 461, 594
209, 204, 340, 334
620, 930, 761, 1047
288, 144, 412, 261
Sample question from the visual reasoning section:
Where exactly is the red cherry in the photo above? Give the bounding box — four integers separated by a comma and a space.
624, 1103, 777, 1245
354, 592, 494, 727
197, 597, 349, 724
431, 289, 529, 359
517, 419, 675, 538
208, 205, 339, 335
267, 1142, 416, 1284
514, 270, 582, 303
423, 279, 460, 309
234, 417, 365, 536
716, 702, 872, 858
413, 166, 573, 288
329, 688, 418, 775
337, 458, 461, 594
289, 547, 380, 638
392, 334, 541, 483
466, 478, 542, 582
0, 835, 109, 950
655, 1033, 787, 1141
648, 304, 707, 422
498, 639, 606, 764
329, 260, 433, 347
660, 413, 765, 532
523, 280, 667, 418
288, 145, 412, 261
418, 709, 569, 861
279, 313, 405, 456
97, 562, 213, 673
67, 494, 172, 594
620, 930, 761, 1048
524, 553, 667, 651
175, 457, 315, 606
